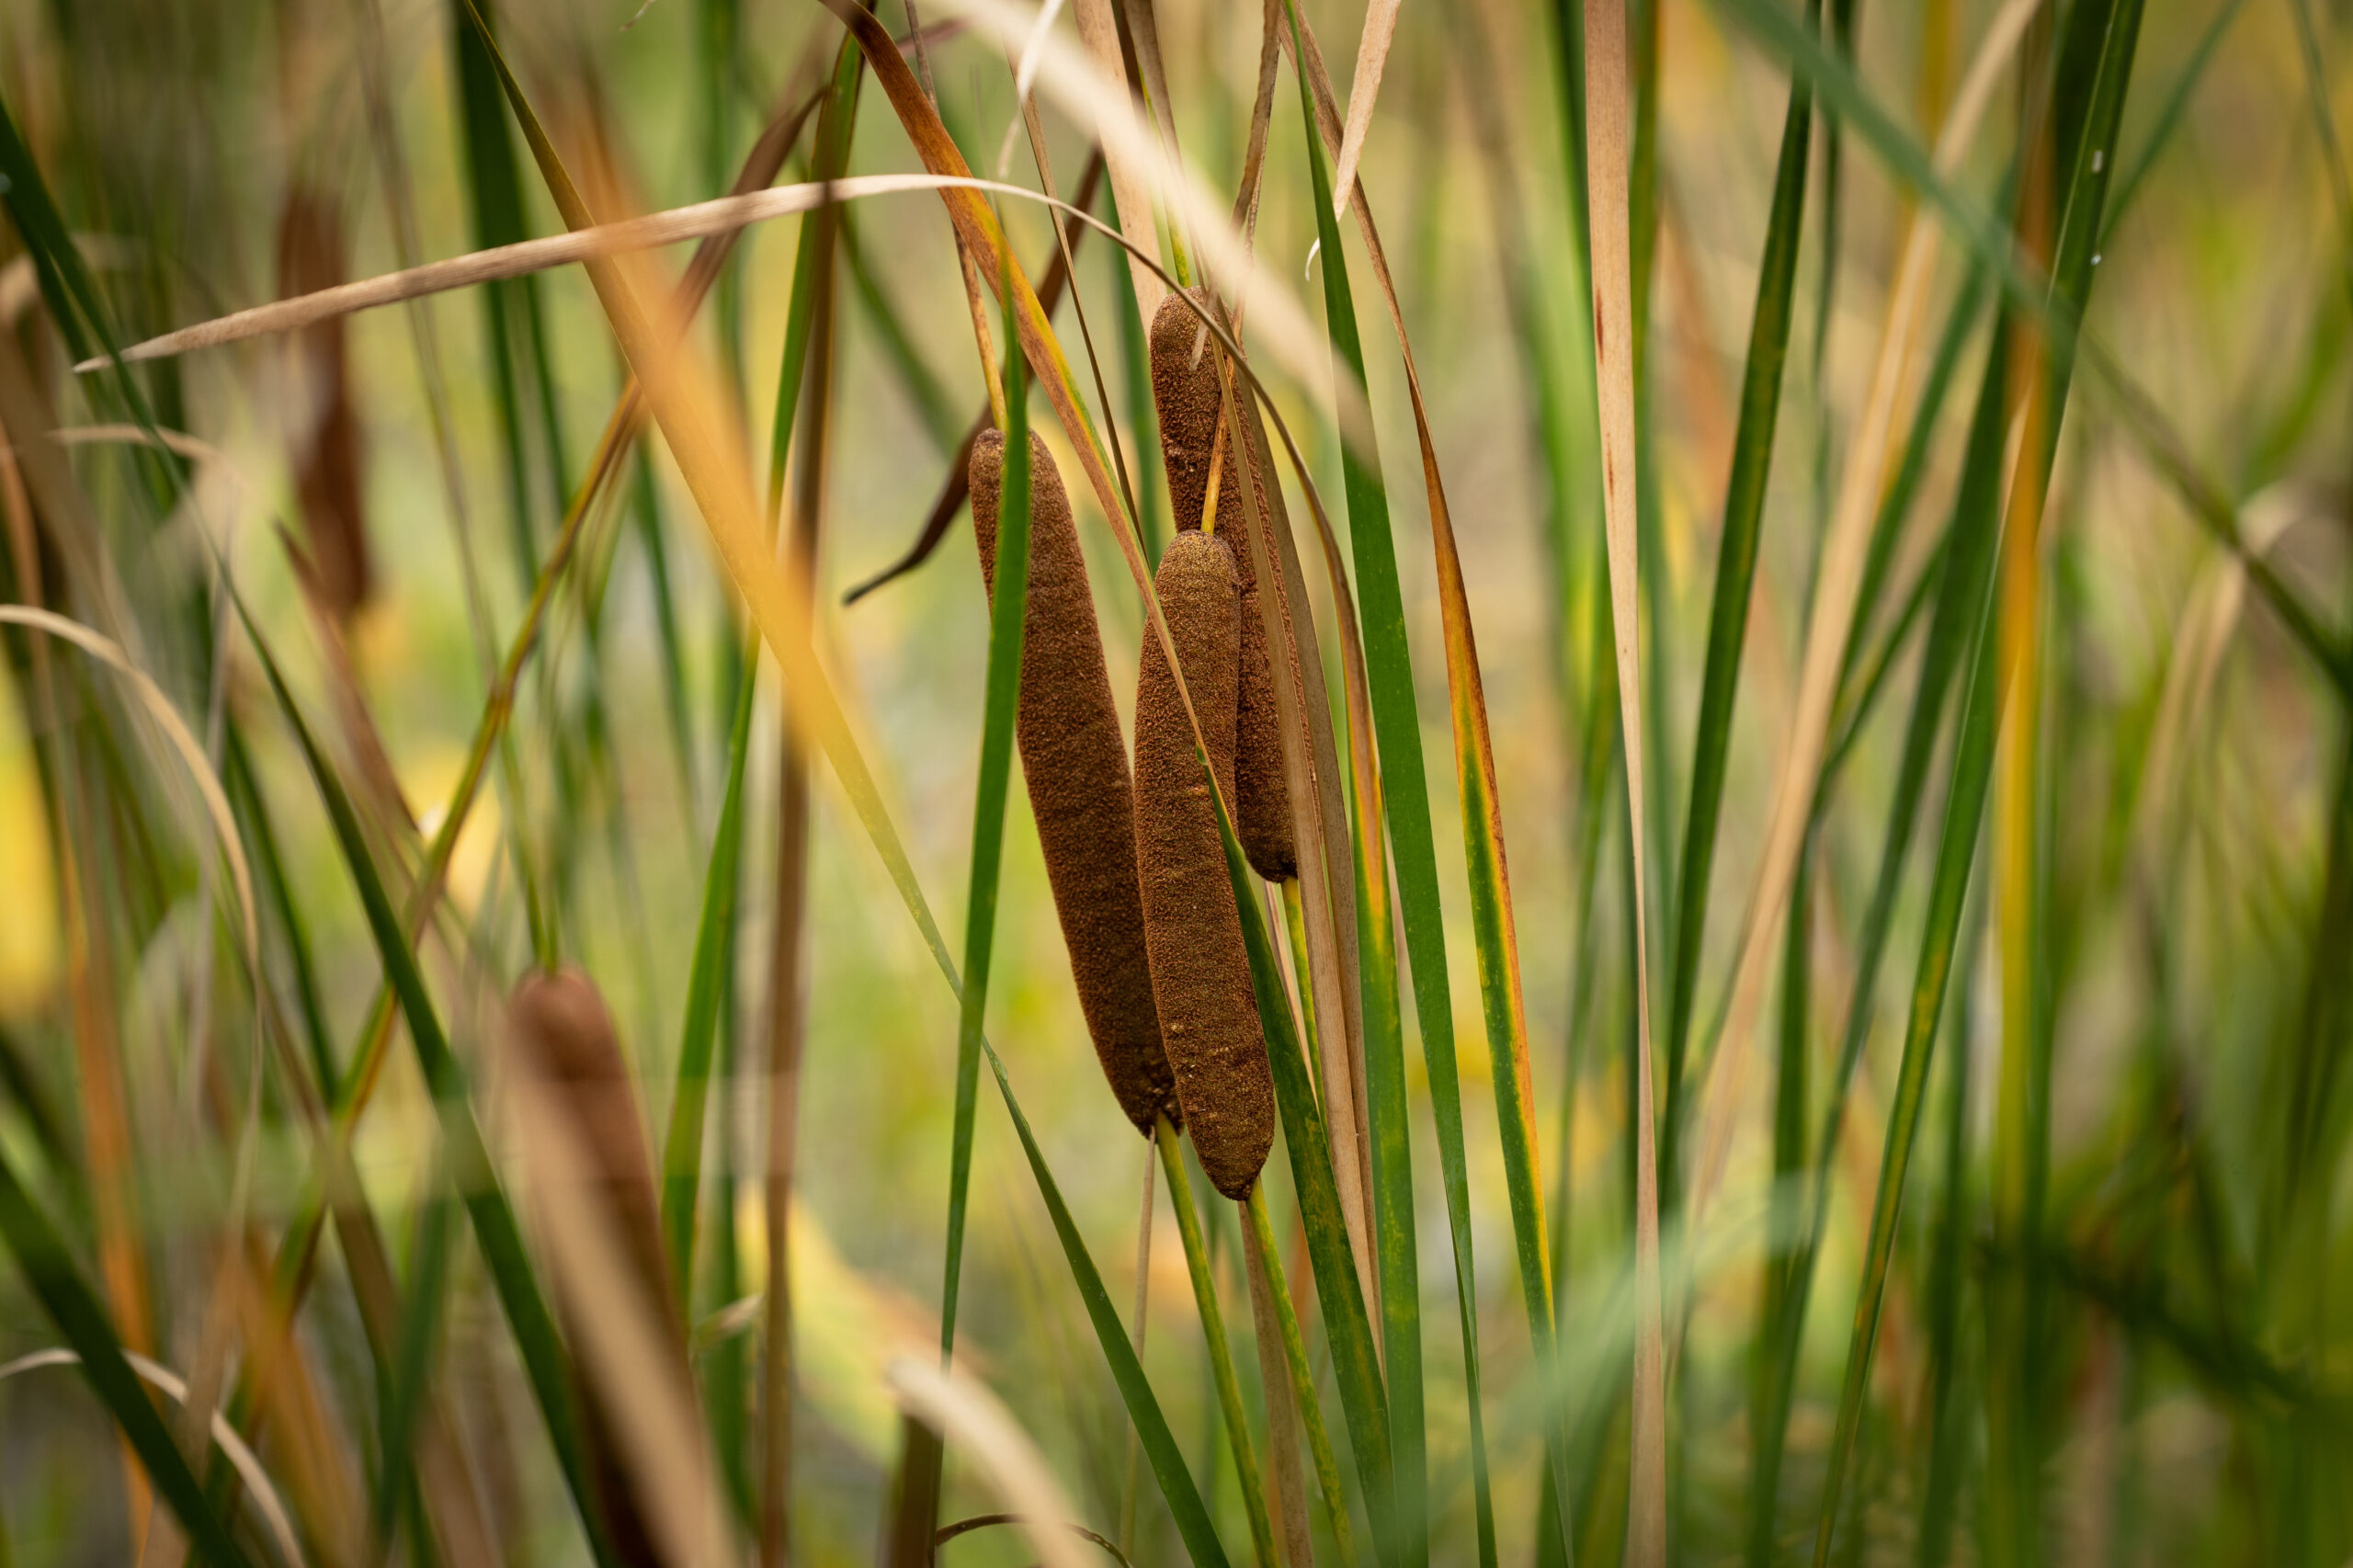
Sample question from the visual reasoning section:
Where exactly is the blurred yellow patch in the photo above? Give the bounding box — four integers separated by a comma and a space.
345, 597, 406, 676
0, 661, 59, 1017
403, 744, 501, 918
734, 1190, 936, 1464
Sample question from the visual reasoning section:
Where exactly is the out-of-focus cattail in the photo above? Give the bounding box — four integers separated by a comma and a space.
275, 186, 370, 621
508, 969, 688, 1568
970, 429, 1176, 1132
1149, 289, 1297, 883
1132, 529, 1275, 1200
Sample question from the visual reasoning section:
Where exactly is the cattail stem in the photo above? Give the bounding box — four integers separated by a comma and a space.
1279, 878, 1321, 1069
1242, 1199, 1313, 1568
1156, 1115, 1279, 1568
963, 244, 1009, 433
1245, 1184, 1359, 1568
1201, 412, 1229, 536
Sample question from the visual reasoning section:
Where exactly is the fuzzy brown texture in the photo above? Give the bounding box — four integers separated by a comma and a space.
971, 429, 1176, 1132
1230, 599, 1297, 881
1132, 530, 1276, 1199
508, 969, 688, 1568
277, 187, 370, 619
1149, 289, 1298, 882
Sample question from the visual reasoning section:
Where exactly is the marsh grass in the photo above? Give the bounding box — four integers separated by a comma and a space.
0, 1, 2348, 1566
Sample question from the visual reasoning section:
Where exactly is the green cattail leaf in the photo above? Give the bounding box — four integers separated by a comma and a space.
372, 1187, 457, 1549
767, 36, 865, 517
631, 448, 699, 806
659, 642, 758, 1297
1115, 251, 1169, 567
1811, 493, 2006, 1568
0, 97, 111, 368
1913, 910, 1983, 1568
223, 727, 337, 1096
941, 284, 1033, 1361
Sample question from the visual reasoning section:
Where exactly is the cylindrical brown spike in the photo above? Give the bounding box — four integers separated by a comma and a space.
1132, 529, 1276, 1200
507, 969, 688, 1568
1149, 289, 1298, 883
971, 429, 1177, 1132
1230, 597, 1297, 881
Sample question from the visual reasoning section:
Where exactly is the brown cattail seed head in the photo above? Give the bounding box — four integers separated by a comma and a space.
276, 186, 371, 620
1132, 529, 1276, 1199
971, 429, 1177, 1132
507, 969, 688, 1568
1149, 288, 1297, 883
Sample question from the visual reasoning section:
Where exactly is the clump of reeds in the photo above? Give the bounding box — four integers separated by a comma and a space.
1149, 288, 1295, 884
507, 969, 688, 1568
970, 428, 1176, 1132
1130, 528, 1275, 1200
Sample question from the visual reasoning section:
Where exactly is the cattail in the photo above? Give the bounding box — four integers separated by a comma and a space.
1132, 528, 1276, 1199
1150, 288, 1297, 883
276, 185, 370, 620
971, 429, 1176, 1132
507, 969, 688, 1568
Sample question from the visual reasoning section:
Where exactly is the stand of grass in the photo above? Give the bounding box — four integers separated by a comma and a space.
1746, 242, 1997, 1568
664, 17, 860, 1342
243, 607, 618, 1568
1665, 0, 1817, 1213
1811, 7, 2146, 1553
0, 1145, 256, 1568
